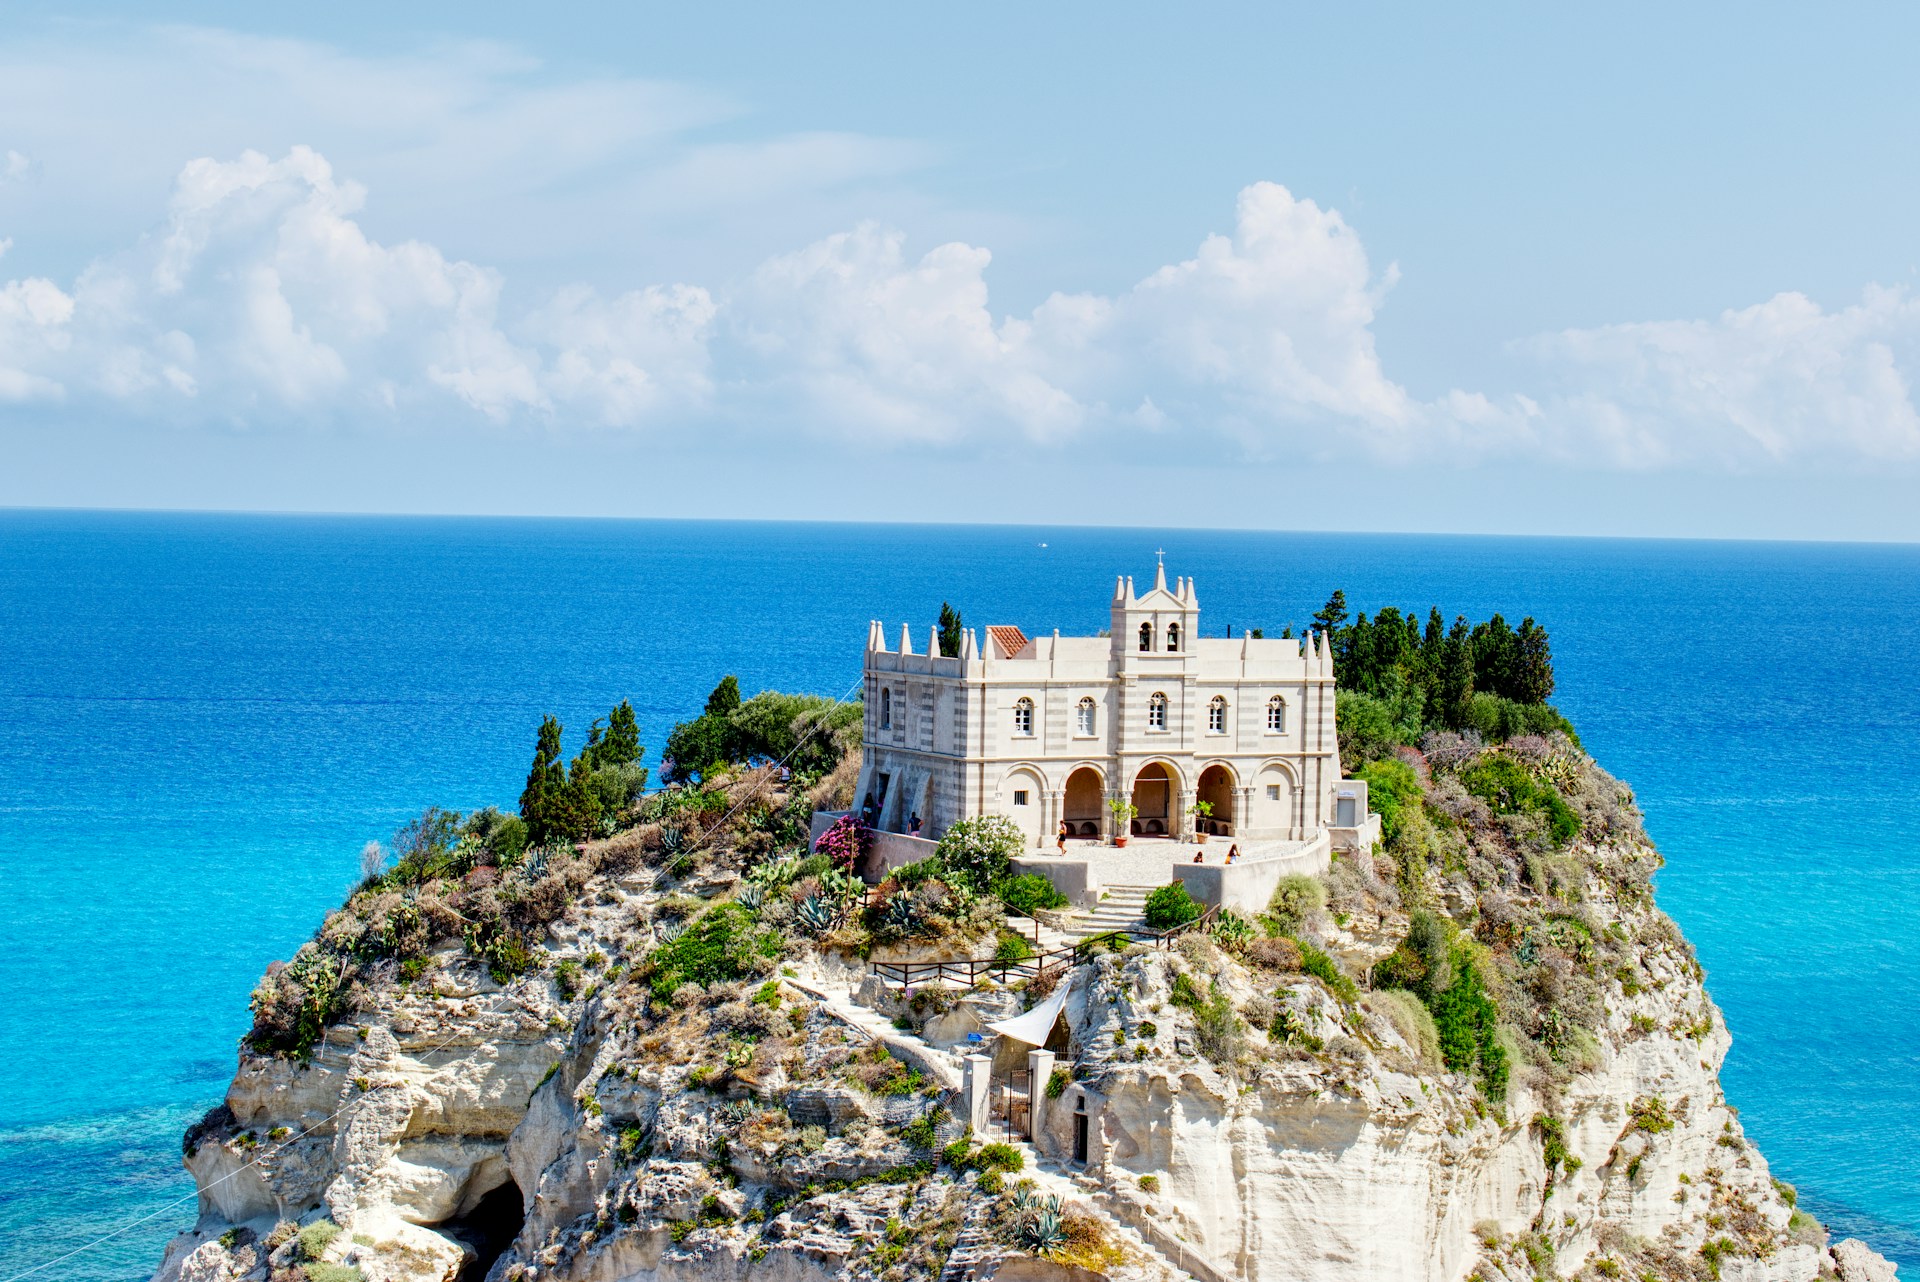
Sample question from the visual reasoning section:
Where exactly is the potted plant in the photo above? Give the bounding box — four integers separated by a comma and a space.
1190, 799, 1214, 843
1107, 797, 1138, 847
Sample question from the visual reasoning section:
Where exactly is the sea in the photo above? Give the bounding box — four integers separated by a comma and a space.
0, 510, 1914, 1280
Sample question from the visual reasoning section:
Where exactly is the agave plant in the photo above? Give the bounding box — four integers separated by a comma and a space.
1009, 1186, 1036, 1213
737, 884, 766, 913
1016, 1208, 1065, 1254
659, 825, 688, 858
795, 894, 838, 937
655, 919, 686, 944
880, 893, 922, 938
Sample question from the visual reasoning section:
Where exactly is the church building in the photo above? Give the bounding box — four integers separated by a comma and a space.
855, 563, 1354, 849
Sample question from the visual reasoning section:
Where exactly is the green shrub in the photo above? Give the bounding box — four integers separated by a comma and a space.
1266, 875, 1326, 935
971, 1142, 1024, 1174
1143, 882, 1201, 931
935, 816, 1026, 893
305, 1266, 365, 1282
1169, 971, 1203, 1009
997, 873, 1069, 916
553, 959, 583, 1001
1461, 694, 1580, 746
1428, 945, 1509, 1098
1295, 940, 1358, 1004
1045, 1067, 1069, 1099
1355, 758, 1422, 844
1372, 909, 1453, 1000
1630, 1096, 1675, 1133
644, 903, 780, 1000
994, 930, 1035, 963
295, 1220, 342, 1262
1335, 689, 1420, 765
1460, 755, 1580, 845
1190, 981, 1247, 1064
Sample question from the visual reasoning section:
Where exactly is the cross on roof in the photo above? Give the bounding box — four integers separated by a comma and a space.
1155, 547, 1164, 566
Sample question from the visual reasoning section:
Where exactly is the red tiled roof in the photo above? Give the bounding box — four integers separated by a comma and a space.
987, 625, 1029, 658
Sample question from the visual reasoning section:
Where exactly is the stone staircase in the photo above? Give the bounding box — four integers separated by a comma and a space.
1054, 883, 1158, 942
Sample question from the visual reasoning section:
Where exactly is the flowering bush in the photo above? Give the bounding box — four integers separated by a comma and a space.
814, 813, 870, 873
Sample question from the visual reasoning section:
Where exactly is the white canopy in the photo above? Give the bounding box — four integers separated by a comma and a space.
985, 983, 1069, 1047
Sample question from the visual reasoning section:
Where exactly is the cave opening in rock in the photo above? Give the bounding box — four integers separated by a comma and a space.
445, 1178, 524, 1282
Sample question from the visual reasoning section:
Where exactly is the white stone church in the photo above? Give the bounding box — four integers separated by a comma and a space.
855, 563, 1367, 850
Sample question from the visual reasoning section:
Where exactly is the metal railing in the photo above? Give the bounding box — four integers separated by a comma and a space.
868, 904, 1222, 991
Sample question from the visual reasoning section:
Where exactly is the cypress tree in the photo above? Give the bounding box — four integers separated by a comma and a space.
519, 715, 568, 845
1512, 618, 1556, 704
705, 675, 741, 718
937, 603, 964, 658
1472, 614, 1518, 701
1438, 617, 1475, 728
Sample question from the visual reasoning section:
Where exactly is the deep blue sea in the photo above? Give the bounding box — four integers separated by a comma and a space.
0, 511, 1915, 1280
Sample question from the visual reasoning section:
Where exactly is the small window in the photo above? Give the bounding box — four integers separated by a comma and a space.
1266, 696, 1287, 733
1266, 784, 1281, 801
1207, 695, 1226, 733
1013, 789, 1030, 806
1013, 697, 1035, 736
1138, 622, 1152, 652
1167, 622, 1181, 652
1077, 697, 1096, 736
1148, 691, 1168, 729
879, 687, 892, 730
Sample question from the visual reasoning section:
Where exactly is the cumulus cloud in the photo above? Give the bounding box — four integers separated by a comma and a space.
0, 147, 717, 425
725, 182, 1431, 452
2, 144, 1917, 474
1514, 287, 1920, 468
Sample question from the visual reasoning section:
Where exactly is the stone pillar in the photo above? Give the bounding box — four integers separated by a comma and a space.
1026, 1049, 1056, 1143
963, 1054, 993, 1133
1180, 789, 1199, 841
1046, 789, 1064, 850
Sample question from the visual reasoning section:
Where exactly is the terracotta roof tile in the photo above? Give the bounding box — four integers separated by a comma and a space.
987, 626, 1029, 659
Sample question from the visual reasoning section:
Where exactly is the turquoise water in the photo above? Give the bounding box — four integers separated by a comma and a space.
0, 511, 1914, 1278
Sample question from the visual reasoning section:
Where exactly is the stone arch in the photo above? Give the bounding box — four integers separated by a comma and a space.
999, 765, 1048, 847
1062, 765, 1105, 837
1129, 760, 1183, 837
1196, 762, 1237, 834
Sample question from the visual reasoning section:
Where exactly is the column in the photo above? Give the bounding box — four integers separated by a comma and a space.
1027, 1049, 1057, 1143
963, 1054, 993, 1134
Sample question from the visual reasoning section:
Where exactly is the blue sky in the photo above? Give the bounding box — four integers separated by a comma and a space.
3, 3, 1920, 538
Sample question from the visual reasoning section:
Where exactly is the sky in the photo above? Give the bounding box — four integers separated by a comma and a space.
3, 3, 1920, 539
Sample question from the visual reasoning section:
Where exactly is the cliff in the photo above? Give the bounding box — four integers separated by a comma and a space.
146, 730, 1898, 1282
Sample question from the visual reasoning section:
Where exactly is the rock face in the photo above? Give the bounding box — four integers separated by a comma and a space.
146, 761, 1900, 1282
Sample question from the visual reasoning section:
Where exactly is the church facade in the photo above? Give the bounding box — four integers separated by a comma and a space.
855, 565, 1352, 848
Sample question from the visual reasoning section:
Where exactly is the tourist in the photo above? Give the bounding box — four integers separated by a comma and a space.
1192, 850, 1204, 863
908, 813, 922, 837
860, 791, 878, 825
1226, 843, 1240, 864
1057, 820, 1069, 853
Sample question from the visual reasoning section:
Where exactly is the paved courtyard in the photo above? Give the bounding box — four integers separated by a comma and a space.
1029, 834, 1320, 887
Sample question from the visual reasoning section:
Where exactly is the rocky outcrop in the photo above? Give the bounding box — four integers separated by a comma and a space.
146, 760, 1900, 1282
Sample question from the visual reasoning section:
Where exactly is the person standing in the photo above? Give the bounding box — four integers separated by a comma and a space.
1056, 819, 1069, 854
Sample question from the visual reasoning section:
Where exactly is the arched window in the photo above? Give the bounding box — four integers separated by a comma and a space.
1138, 622, 1152, 652
1148, 691, 1168, 729
1013, 697, 1035, 736
1077, 697, 1097, 736
1267, 696, 1287, 733
879, 687, 892, 730
1208, 695, 1227, 733
1167, 622, 1181, 652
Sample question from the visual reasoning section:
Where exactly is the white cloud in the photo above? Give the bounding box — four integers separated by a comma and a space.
0, 147, 714, 424
2, 150, 30, 182
1, 143, 1917, 475
1514, 287, 1920, 468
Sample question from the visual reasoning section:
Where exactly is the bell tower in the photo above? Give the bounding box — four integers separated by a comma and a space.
1109, 553, 1200, 674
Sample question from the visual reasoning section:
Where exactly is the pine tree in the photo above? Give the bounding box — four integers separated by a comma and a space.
519, 715, 568, 845
937, 603, 964, 658
705, 675, 742, 718
1311, 590, 1349, 643
600, 700, 641, 766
